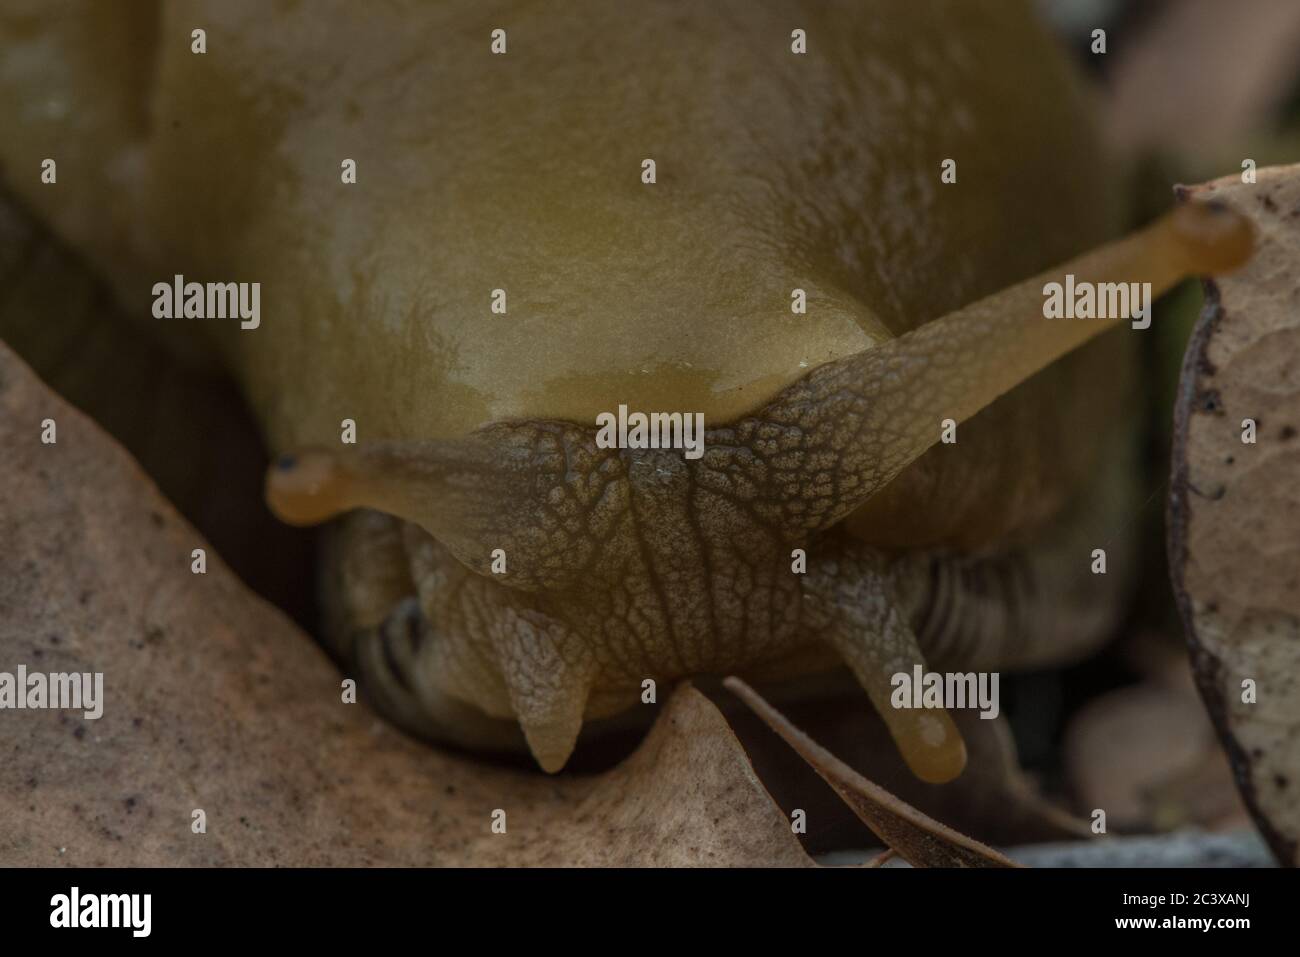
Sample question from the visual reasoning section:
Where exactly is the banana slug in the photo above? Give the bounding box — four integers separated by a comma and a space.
0, 1, 1253, 781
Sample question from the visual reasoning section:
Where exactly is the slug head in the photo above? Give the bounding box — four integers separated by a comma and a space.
266, 203, 1254, 778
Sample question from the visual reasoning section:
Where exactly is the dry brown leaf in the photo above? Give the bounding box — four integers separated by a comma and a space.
0, 342, 811, 867
1169, 163, 1300, 867
723, 677, 1018, 868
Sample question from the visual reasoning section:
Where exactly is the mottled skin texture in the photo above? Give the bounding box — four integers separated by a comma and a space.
0, 0, 1161, 775
325, 413, 1137, 772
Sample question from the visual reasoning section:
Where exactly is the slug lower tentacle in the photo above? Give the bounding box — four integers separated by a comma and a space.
800, 549, 968, 784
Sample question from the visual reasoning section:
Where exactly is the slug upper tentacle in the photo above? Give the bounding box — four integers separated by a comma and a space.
774, 204, 1257, 535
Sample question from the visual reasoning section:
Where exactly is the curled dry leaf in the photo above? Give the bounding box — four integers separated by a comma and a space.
1169, 164, 1300, 867
0, 342, 811, 867
724, 677, 1018, 868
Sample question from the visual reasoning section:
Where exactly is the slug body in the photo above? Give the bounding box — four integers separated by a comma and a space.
0, 1, 1254, 778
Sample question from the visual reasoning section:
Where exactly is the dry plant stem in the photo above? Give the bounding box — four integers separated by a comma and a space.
724, 676, 1019, 868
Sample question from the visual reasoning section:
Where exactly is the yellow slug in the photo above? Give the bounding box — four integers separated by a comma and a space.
0, 0, 1253, 779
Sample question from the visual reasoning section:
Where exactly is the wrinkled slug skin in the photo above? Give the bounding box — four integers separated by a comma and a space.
0, 1, 1124, 550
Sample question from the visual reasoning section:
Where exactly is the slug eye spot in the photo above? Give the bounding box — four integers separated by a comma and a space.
1167, 200, 1255, 275
265, 447, 356, 526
